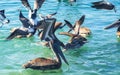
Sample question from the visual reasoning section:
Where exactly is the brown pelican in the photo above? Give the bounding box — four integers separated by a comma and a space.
6, 0, 45, 40
23, 18, 68, 70
6, 11, 36, 40
64, 15, 91, 37
91, 0, 116, 12
0, 10, 10, 28
59, 31, 87, 50
23, 41, 68, 70
104, 19, 120, 37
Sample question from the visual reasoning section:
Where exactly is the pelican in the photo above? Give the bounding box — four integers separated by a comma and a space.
23, 41, 68, 70
64, 15, 91, 37
23, 18, 68, 70
91, 0, 116, 12
0, 10, 10, 28
59, 31, 87, 50
104, 19, 120, 37
6, 11, 36, 40
20, 0, 45, 26
19, 10, 33, 28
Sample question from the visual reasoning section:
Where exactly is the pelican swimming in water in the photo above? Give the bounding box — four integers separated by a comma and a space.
23, 41, 68, 70
23, 18, 68, 70
0, 10, 10, 28
6, 11, 36, 40
64, 15, 91, 37
6, 0, 45, 40
91, 0, 116, 12
59, 30, 87, 50
104, 19, 120, 37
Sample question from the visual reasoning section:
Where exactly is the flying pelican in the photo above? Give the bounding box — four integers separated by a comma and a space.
104, 19, 120, 37
23, 18, 69, 70
63, 15, 91, 37
91, 0, 116, 12
0, 10, 10, 28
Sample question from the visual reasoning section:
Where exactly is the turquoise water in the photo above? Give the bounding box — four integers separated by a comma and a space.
0, 0, 120, 75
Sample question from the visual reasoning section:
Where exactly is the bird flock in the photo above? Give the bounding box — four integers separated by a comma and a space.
0, 0, 119, 71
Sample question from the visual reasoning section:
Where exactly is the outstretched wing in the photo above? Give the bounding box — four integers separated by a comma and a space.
64, 20, 74, 32
91, 1, 104, 5
46, 12, 57, 18
77, 15, 85, 26
19, 11, 32, 28
21, 0, 32, 11
59, 32, 75, 37
73, 15, 85, 34
34, 0, 45, 10
104, 20, 120, 29
6, 29, 28, 40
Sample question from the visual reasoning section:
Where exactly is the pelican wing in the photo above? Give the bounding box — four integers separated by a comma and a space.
78, 15, 85, 26
53, 22, 62, 32
104, 20, 120, 29
6, 29, 28, 40
0, 10, 4, 14
64, 20, 74, 32
92, 1, 104, 5
59, 32, 75, 37
21, 0, 32, 11
19, 11, 31, 28
64, 20, 74, 29
46, 12, 57, 18
34, 0, 45, 10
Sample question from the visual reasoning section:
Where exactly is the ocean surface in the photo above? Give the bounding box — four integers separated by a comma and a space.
0, 0, 120, 75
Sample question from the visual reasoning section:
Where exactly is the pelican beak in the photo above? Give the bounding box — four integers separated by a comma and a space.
104, 20, 120, 29
41, 18, 56, 41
